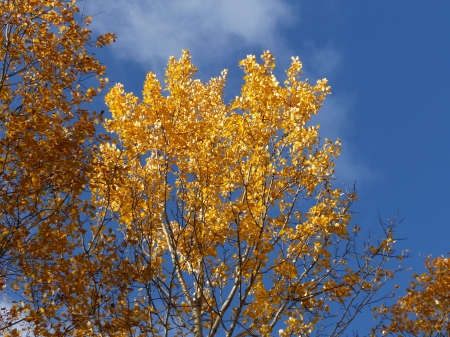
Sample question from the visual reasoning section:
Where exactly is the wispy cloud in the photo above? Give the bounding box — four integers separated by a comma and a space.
304, 43, 343, 78
312, 95, 375, 186
86, 0, 296, 69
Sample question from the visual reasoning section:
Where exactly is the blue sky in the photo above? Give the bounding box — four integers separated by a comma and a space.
84, 0, 449, 329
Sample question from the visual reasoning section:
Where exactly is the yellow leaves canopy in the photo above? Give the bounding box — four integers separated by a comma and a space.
86, 50, 401, 337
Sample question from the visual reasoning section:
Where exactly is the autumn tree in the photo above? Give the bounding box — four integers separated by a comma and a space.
0, 0, 114, 334
375, 255, 450, 337
64, 50, 405, 337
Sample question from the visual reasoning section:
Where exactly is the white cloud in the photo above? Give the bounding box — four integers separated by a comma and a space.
311, 95, 375, 186
306, 44, 343, 78
86, 0, 296, 69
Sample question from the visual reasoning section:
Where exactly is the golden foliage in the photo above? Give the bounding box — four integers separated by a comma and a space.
0, 0, 114, 335
376, 255, 450, 337
86, 50, 402, 337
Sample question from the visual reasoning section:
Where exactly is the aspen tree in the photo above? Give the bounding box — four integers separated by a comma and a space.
89, 50, 404, 337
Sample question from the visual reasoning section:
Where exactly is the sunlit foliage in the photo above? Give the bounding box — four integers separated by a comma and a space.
375, 255, 450, 337
88, 50, 403, 337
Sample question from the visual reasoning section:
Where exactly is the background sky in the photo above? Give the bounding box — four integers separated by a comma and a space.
83, 0, 450, 332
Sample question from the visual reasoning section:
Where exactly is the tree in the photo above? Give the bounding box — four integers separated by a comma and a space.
375, 255, 450, 337
0, 0, 114, 334
80, 50, 403, 337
